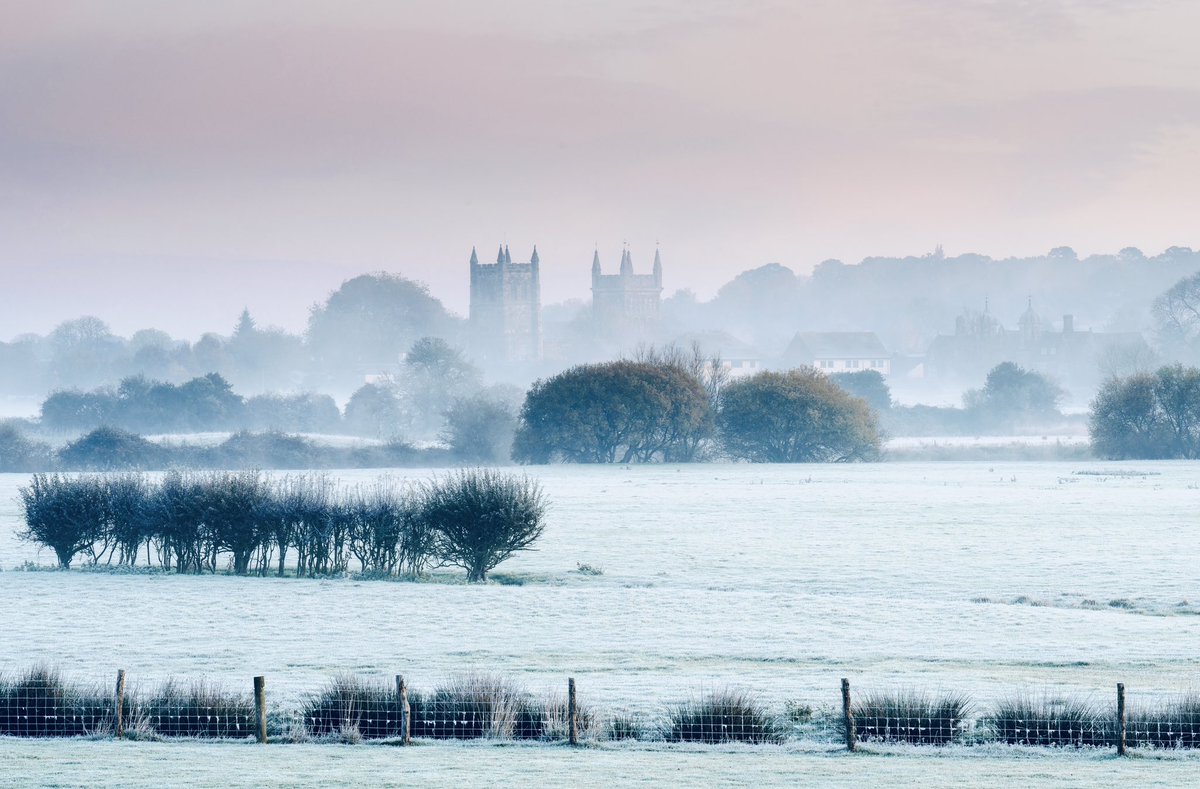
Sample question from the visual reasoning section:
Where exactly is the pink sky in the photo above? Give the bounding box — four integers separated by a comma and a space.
3, 0, 1200, 338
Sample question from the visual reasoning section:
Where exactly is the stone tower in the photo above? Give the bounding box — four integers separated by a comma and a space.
469, 244, 542, 362
591, 246, 663, 337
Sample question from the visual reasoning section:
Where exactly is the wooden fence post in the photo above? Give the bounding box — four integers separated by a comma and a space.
396, 675, 410, 745
1116, 683, 1127, 756
254, 676, 267, 744
568, 677, 578, 746
841, 678, 856, 752
113, 670, 126, 739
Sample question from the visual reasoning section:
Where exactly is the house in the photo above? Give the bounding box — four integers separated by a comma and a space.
670, 331, 762, 379
781, 332, 892, 375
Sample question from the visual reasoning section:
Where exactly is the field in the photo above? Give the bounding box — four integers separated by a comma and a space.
1, 461, 1198, 785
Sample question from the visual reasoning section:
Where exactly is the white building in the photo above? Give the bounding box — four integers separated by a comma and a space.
781, 332, 892, 375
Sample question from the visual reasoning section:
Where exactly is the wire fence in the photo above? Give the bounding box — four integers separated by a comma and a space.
2, 667, 1198, 755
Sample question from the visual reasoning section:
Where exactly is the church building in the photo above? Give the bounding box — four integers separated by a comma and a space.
468, 244, 541, 362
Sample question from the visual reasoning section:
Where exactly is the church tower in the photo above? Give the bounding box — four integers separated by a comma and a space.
591, 245, 664, 339
469, 244, 541, 363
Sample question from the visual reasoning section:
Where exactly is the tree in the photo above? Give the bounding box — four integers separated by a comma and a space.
0, 424, 52, 472
830, 369, 892, 412
419, 469, 547, 582
512, 360, 711, 464
399, 337, 482, 438
963, 362, 1062, 429
442, 392, 518, 463
1090, 365, 1200, 459
716, 368, 882, 462
344, 383, 404, 439
1153, 271, 1200, 362
306, 273, 457, 384
18, 474, 107, 568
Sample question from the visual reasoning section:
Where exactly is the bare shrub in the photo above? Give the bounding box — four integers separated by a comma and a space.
18, 474, 107, 569
420, 470, 547, 583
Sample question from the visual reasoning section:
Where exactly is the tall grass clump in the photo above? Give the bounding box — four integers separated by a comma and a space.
850, 690, 971, 745
987, 695, 1110, 747
0, 667, 111, 737
140, 679, 255, 739
663, 689, 785, 744
420, 469, 547, 583
302, 676, 406, 740
410, 675, 543, 740
1127, 695, 1200, 749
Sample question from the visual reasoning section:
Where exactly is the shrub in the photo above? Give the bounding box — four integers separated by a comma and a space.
1127, 695, 1200, 749
140, 679, 255, 738
663, 689, 785, 744
850, 690, 971, 745
18, 474, 107, 568
987, 695, 1109, 747
0, 423, 53, 472
420, 469, 547, 582
104, 473, 152, 565
57, 426, 165, 470
0, 667, 111, 737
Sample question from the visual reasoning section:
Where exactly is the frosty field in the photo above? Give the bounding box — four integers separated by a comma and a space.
2, 461, 1199, 785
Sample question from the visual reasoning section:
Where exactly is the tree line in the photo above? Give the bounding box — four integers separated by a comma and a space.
18, 469, 546, 582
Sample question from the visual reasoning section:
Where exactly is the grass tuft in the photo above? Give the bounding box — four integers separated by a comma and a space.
0, 666, 111, 737
663, 689, 785, 744
851, 690, 971, 745
987, 695, 1109, 747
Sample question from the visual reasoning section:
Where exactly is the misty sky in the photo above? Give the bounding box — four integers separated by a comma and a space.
4, 0, 1200, 339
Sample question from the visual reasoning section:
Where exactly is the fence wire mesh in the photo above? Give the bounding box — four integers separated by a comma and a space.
2, 667, 1199, 753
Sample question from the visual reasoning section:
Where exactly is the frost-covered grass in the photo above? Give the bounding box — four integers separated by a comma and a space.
2, 738, 1199, 788
2, 462, 1200, 771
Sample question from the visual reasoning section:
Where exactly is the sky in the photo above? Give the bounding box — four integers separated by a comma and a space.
3, 0, 1200, 339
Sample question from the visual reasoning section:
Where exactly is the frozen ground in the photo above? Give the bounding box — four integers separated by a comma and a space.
1, 462, 1198, 784
2, 739, 1198, 788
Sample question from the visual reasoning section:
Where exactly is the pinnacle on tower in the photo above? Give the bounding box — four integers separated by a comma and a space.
530, 245, 540, 266
592, 249, 601, 273
470, 247, 479, 266
652, 246, 662, 286
496, 245, 505, 264
620, 247, 633, 275
504, 245, 512, 265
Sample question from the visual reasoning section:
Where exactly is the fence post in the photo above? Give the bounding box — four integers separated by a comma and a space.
396, 675, 411, 745
841, 678, 856, 752
1116, 683, 1127, 756
568, 677, 578, 746
113, 669, 126, 739
398, 675, 411, 745
254, 676, 268, 744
